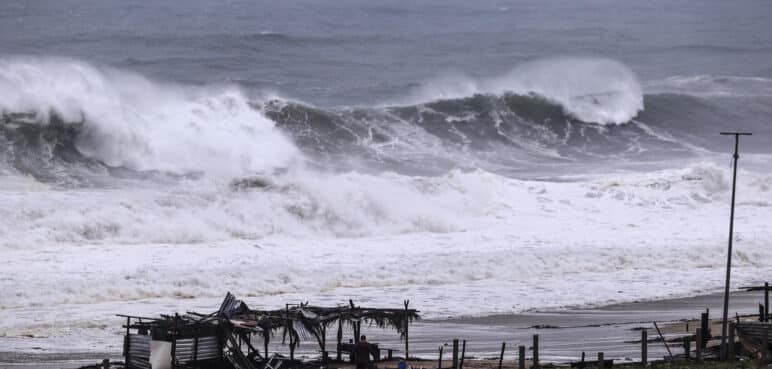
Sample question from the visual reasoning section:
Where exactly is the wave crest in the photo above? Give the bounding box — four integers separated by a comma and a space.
0, 56, 302, 176
404, 57, 644, 125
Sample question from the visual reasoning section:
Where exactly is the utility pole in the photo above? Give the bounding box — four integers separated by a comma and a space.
719, 131, 752, 360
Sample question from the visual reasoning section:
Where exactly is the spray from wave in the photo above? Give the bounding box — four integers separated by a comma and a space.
402, 57, 644, 125
2, 55, 764, 184
0, 56, 663, 183
0, 56, 302, 176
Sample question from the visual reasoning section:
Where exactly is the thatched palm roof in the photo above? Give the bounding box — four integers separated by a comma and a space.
121, 293, 420, 354
227, 301, 419, 350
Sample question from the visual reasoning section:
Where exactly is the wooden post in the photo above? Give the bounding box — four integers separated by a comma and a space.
452, 339, 459, 369
102, 359, 110, 369
718, 131, 752, 362
580, 352, 585, 369
766, 282, 770, 322
246, 333, 252, 356
701, 312, 709, 342
518, 346, 525, 369
728, 322, 735, 362
641, 330, 647, 367
350, 300, 359, 344
404, 300, 410, 360
264, 333, 269, 359
286, 305, 295, 361
598, 352, 605, 369
533, 334, 539, 369
683, 337, 690, 359
764, 325, 770, 361
498, 342, 506, 369
696, 328, 703, 362
124, 316, 130, 359
460, 340, 466, 369
653, 322, 673, 359
193, 335, 199, 362
438, 346, 444, 369
337, 320, 343, 361
321, 325, 327, 356
172, 314, 178, 369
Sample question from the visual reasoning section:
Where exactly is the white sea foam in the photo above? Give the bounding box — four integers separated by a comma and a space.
401, 57, 644, 125
1, 162, 772, 352
0, 56, 302, 175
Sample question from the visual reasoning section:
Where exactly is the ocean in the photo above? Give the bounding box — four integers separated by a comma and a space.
1, 0, 771, 354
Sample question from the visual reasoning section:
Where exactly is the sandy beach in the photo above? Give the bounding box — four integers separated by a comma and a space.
1, 290, 766, 369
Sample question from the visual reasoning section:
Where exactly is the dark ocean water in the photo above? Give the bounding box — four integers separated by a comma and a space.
3, 0, 772, 105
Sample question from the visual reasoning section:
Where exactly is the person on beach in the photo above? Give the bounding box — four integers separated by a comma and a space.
354, 335, 376, 369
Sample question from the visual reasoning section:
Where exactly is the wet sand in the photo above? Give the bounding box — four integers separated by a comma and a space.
346, 290, 763, 363
0, 290, 766, 369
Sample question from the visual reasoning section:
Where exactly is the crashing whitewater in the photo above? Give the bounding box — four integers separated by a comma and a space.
1, 56, 772, 352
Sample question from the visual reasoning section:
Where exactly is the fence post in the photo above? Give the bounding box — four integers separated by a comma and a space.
438, 345, 444, 369
498, 342, 506, 369
683, 337, 690, 359
728, 322, 735, 362
764, 325, 770, 361
518, 346, 525, 369
460, 340, 466, 369
404, 300, 410, 360
533, 335, 539, 369
641, 330, 647, 367
452, 339, 459, 369
766, 282, 770, 322
696, 328, 703, 362
598, 352, 605, 369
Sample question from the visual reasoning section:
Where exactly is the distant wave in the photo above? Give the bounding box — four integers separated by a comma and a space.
396, 57, 644, 125
656, 44, 772, 54
646, 74, 772, 97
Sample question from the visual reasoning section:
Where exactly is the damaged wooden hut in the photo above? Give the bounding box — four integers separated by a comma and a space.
120, 293, 420, 369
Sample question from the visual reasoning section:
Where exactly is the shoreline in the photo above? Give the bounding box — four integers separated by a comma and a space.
1, 289, 766, 368
436, 290, 758, 325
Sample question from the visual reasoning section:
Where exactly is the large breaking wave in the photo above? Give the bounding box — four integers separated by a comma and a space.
1, 56, 770, 184
0, 56, 302, 183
